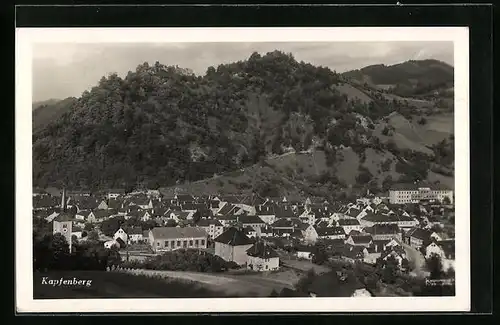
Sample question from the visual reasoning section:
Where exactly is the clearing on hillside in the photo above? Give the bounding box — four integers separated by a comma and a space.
335, 82, 373, 104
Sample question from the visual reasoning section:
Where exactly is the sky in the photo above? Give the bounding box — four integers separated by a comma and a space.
32, 41, 453, 103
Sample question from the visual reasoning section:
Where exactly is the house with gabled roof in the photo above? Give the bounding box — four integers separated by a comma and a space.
337, 218, 362, 234
380, 245, 408, 268
107, 189, 125, 199
107, 198, 124, 210
347, 207, 362, 220
341, 245, 368, 263
93, 209, 112, 223
363, 224, 402, 241
127, 227, 144, 243
174, 194, 195, 205
237, 214, 266, 230
302, 224, 319, 244
256, 203, 276, 224
33, 196, 60, 210
214, 227, 254, 265
216, 214, 239, 227
315, 226, 346, 240
196, 218, 224, 240
130, 196, 154, 210
259, 225, 273, 238
405, 227, 433, 249
298, 207, 316, 225
274, 204, 296, 220
246, 241, 280, 271
96, 199, 108, 210
75, 210, 97, 223
216, 202, 244, 217
295, 244, 315, 260
271, 218, 295, 237
71, 197, 100, 212
345, 234, 373, 247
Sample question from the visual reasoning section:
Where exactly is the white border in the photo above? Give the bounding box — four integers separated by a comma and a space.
16, 27, 470, 313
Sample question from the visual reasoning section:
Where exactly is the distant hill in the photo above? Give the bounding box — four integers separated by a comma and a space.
342, 59, 454, 98
32, 97, 77, 131
32, 52, 454, 196
33, 98, 61, 111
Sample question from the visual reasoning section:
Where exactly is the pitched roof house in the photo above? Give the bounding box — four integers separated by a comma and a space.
214, 227, 254, 265
246, 241, 280, 271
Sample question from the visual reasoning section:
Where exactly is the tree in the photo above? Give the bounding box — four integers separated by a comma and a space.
269, 289, 279, 297
418, 117, 427, 125
165, 219, 178, 227
442, 196, 451, 205
426, 253, 444, 280
71, 234, 79, 246
295, 268, 317, 293
382, 255, 398, 284
312, 242, 328, 265
401, 258, 410, 273
84, 223, 94, 231
446, 266, 455, 279
382, 175, 394, 192
356, 169, 372, 185
87, 230, 99, 241
50, 233, 71, 270
365, 272, 380, 291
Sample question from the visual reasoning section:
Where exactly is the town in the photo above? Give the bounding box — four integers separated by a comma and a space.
33, 182, 455, 297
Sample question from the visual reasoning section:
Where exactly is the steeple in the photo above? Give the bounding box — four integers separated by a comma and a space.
60, 187, 67, 212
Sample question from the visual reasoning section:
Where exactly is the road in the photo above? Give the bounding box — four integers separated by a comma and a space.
401, 242, 429, 277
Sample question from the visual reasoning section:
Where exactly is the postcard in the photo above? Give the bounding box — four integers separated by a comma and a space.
16, 27, 470, 313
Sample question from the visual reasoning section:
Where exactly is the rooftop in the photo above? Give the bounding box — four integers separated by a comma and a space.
214, 227, 253, 246
150, 227, 208, 239
246, 242, 279, 259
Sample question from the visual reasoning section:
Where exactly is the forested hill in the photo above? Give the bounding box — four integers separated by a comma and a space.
342, 59, 454, 98
33, 52, 453, 192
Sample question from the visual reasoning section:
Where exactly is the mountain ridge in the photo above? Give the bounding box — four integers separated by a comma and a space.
32, 53, 454, 197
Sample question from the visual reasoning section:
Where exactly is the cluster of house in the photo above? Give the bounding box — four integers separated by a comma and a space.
35, 186, 455, 272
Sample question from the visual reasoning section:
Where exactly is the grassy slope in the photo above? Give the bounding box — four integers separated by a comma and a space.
373, 112, 453, 155
335, 82, 373, 104
161, 110, 453, 196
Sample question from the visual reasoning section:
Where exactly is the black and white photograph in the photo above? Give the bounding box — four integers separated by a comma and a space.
16, 27, 470, 313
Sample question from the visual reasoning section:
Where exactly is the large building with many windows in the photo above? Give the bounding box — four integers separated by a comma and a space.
148, 227, 208, 253
389, 183, 453, 205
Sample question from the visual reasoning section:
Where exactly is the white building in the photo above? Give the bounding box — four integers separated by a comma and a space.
113, 228, 128, 243
214, 227, 254, 265
389, 183, 453, 205
246, 242, 280, 272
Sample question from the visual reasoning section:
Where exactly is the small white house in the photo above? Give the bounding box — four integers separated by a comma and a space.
296, 245, 314, 260
114, 228, 128, 243
104, 240, 119, 249
246, 242, 280, 272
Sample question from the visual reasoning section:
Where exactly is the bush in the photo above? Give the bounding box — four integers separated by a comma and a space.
418, 117, 427, 125
127, 249, 232, 273
381, 158, 392, 172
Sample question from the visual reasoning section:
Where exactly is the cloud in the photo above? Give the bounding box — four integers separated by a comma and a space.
32, 41, 453, 102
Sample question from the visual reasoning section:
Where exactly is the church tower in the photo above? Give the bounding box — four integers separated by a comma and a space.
53, 187, 73, 252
